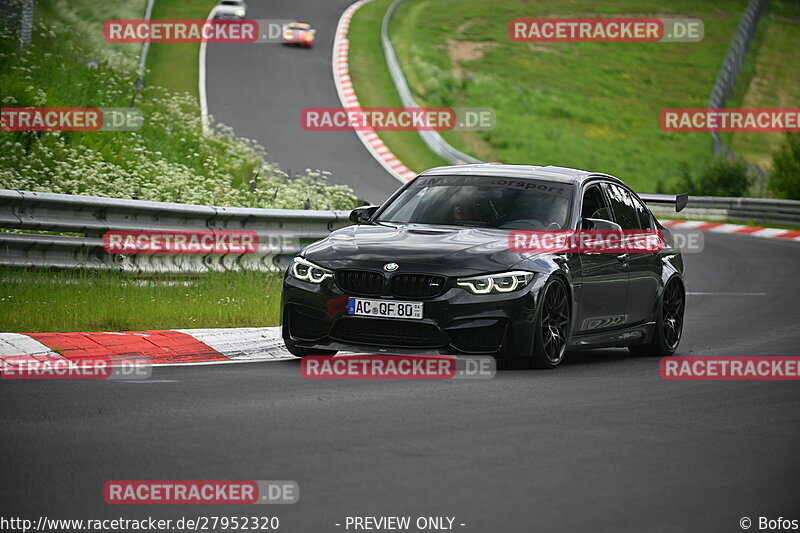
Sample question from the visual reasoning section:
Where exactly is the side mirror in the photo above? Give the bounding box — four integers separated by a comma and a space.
349, 205, 379, 224
582, 217, 622, 231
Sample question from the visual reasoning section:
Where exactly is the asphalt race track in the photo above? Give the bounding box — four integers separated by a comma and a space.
205, 0, 402, 204
2, 0, 799, 531
2, 232, 799, 532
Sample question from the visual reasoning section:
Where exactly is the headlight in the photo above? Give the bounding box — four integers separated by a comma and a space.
290, 257, 332, 284
457, 271, 534, 295
235, 9, 245, 16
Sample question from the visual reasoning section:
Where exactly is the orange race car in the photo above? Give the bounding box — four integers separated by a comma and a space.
282, 21, 316, 48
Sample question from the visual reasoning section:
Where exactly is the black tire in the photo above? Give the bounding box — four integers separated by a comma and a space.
629, 278, 684, 357
530, 277, 571, 369
283, 337, 337, 358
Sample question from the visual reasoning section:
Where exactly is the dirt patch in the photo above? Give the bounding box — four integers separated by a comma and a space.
445, 18, 496, 79
446, 39, 496, 78
444, 18, 497, 159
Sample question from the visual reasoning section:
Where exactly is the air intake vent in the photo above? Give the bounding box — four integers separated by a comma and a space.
390, 274, 446, 298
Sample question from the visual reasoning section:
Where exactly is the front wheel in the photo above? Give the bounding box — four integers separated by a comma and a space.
530, 278, 571, 369
629, 279, 684, 357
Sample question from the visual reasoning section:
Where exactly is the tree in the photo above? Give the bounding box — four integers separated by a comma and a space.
768, 133, 800, 200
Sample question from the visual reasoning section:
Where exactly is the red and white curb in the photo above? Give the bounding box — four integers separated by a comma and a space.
0, 328, 292, 367
333, 0, 416, 184
662, 220, 800, 242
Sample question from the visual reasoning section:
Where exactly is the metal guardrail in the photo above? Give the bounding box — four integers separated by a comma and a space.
382, 0, 481, 165
0, 190, 351, 273
648, 195, 800, 226
1, 190, 798, 273
708, 0, 769, 189
709, 0, 769, 147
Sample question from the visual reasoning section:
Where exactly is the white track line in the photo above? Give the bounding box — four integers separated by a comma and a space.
146, 357, 295, 368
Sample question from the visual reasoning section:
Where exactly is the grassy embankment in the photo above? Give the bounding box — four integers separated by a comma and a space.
349, 0, 783, 192
730, 1, 800, 170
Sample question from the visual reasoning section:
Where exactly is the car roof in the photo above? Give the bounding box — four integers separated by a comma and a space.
417, 163, 621, 186
287, 22, 311, 29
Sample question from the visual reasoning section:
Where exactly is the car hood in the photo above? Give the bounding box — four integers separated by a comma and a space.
303, 223, 539, 276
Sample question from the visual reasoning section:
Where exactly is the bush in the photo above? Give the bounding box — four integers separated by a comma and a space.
677, 156, 751, 197
768, 132, 800, 200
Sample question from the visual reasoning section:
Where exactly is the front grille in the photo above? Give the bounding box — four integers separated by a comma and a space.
288, 306, 331, 341
448, 323, 507, 353
330, 317, 444, 347
336, 270, 447, 298
336, 270, 384, 296
391, 274, 446, 298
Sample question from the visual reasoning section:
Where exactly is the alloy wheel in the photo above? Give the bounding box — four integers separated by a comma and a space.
540, 281, 569, 364
662, 281, 684, 349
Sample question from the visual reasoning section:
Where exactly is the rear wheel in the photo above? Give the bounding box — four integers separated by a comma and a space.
629, 279, 684, 357
530, 278, 571, 369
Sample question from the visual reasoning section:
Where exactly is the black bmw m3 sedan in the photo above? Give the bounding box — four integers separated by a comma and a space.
281, 164, 687, 368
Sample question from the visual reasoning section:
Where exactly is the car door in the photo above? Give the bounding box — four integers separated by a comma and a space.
604, 183, 662, 327
575, 183, 629, 334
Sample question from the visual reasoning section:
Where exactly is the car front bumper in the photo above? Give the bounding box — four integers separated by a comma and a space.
281, 274, 541, 356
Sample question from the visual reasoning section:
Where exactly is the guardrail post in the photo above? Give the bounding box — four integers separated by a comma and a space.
18, 0, 33, 50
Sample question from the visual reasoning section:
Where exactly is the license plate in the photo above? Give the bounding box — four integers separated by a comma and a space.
347, 298, 423, 320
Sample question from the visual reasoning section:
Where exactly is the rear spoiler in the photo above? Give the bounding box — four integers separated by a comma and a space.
638, 193, 689, 213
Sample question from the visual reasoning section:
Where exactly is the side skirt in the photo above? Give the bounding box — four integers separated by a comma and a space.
567, 322, 655, 350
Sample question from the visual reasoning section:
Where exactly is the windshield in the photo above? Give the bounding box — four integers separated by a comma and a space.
377, 175, 572, 230
220, 0, 242, 6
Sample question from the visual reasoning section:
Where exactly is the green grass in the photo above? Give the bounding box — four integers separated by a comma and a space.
731, 1, 800, 170
350, 0, 763, 191
146, 0, 219, 97
0, 270, 282, 332
347, 0, 449, 173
